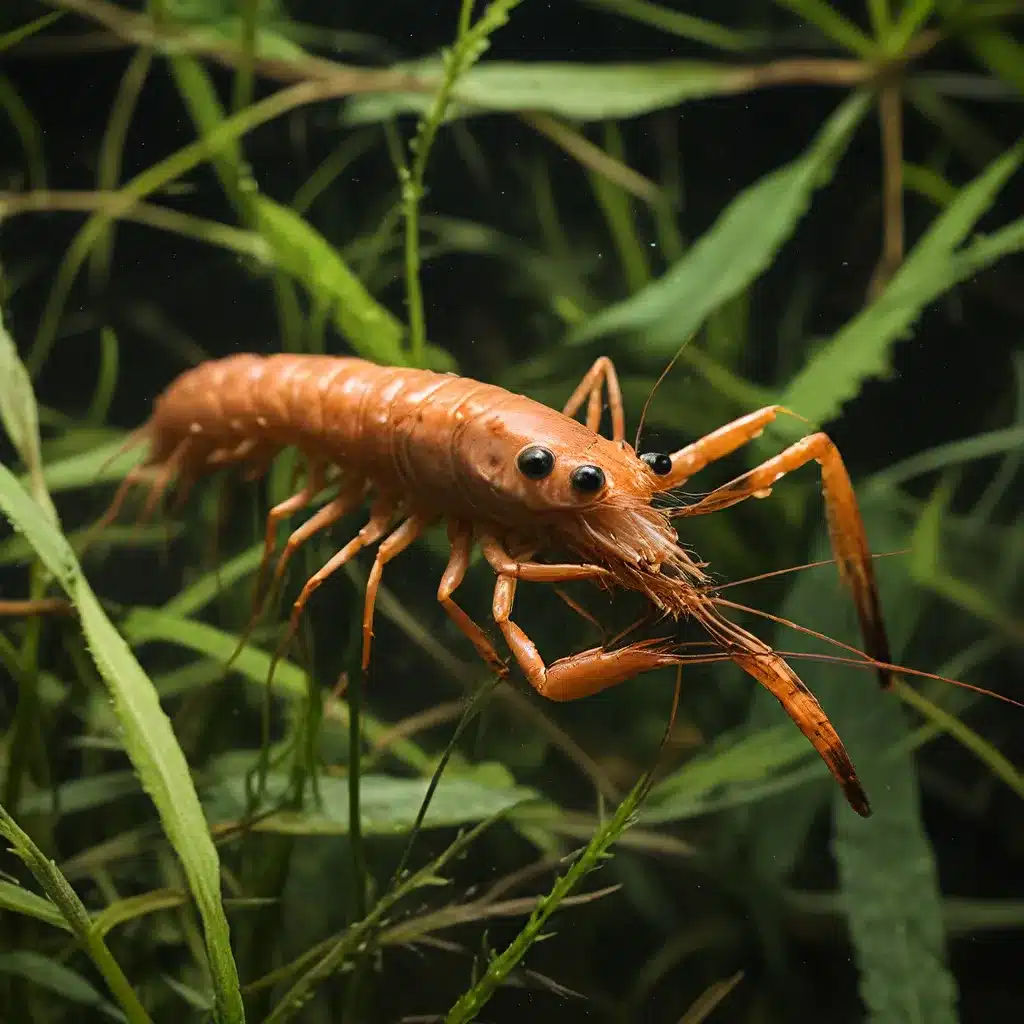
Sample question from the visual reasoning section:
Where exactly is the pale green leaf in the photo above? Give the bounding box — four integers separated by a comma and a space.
205, 769, 540, 835
345, 60, 771, 124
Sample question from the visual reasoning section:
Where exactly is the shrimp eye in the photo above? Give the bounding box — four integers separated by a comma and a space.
517, 445, 555, 480
570, 464, 606, 494
641, 452, 673, 476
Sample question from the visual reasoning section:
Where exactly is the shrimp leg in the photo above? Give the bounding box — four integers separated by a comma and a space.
562, 356, 626, 442
438, 523, 510, 678
659, 407, 892, 688
273, 480, 369, 586
285, 496, 395, 637
481, 538, 680, 701
251, 460, 327, 615
361, 514, 432, 670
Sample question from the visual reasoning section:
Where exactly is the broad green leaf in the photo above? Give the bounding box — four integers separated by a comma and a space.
784, 143, 1024, 424
0, 951, 127, 1022
0, 466, 244, 1024
205, 768, 540, 835
345, 60, 772, 124
568, 91, 870, 351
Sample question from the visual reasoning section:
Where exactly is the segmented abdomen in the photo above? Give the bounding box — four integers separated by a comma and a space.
144, 353, 558, 511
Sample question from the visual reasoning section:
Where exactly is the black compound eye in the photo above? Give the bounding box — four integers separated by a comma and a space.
641, 452, 673, 476
570, 464, 606, 494
517, 445, 555, 480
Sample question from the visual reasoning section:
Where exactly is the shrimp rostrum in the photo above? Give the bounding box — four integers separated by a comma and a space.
104, 353, 895, 817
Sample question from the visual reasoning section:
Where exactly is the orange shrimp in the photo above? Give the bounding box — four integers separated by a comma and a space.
101, 353, 896, 817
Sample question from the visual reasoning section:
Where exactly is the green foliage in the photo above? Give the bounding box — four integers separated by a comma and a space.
0, 461, 245, 1024
206, 766, 539, 836
344, 59, 765, 123
1, 0, 1022, 1021
0, 802, 152, 1023
784, 142, 1024, 423
568, 91, 871, 353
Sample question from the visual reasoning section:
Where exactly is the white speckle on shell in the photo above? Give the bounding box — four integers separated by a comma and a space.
189, 422, 202, 434
257, 416, 268, 428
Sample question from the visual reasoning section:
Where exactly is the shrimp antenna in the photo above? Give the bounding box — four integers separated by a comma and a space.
712, 595, 1022, 709
704, 549, 910, 594
634, 333, 694, 453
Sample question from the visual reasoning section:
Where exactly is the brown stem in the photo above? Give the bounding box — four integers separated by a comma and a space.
869, 84, 905, 300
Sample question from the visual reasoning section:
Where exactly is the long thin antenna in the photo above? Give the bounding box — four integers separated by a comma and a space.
634, 335, 694, 453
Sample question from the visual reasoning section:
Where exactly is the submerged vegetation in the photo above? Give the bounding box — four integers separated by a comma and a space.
0, 1, 1022, 1021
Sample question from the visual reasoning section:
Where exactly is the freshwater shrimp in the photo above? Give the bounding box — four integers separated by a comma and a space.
101, 353, 896, 817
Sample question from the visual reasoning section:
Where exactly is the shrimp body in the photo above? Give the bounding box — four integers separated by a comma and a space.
109, 352, 895, 818
147, 354, 702, 611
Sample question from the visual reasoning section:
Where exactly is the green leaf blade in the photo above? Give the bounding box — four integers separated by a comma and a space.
345, 60, 761, 124
568, 91, 871, 351
206, 769, 540, 836
783, 141, 1024, 424
0, 464, 244, 1024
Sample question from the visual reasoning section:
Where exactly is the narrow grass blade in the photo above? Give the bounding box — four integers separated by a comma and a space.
0, 802, 152, 1023
772, 0, 876, 57
0, 73, 46, 188
120, 607, 429, 772
783, 142, 1024, 424
443, 772, 651, 1022
581, 0, 765, 51
568, 91, 870, 351
0, 951, 128, 1022
0, 465, 244, 1024
0, 879, 72, 932
0, 308, 59, 526
0, 10, 63, 53
263, 815, 502, 1024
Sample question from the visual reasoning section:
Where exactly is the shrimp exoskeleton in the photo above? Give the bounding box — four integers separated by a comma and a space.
101, 353, 895, 817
